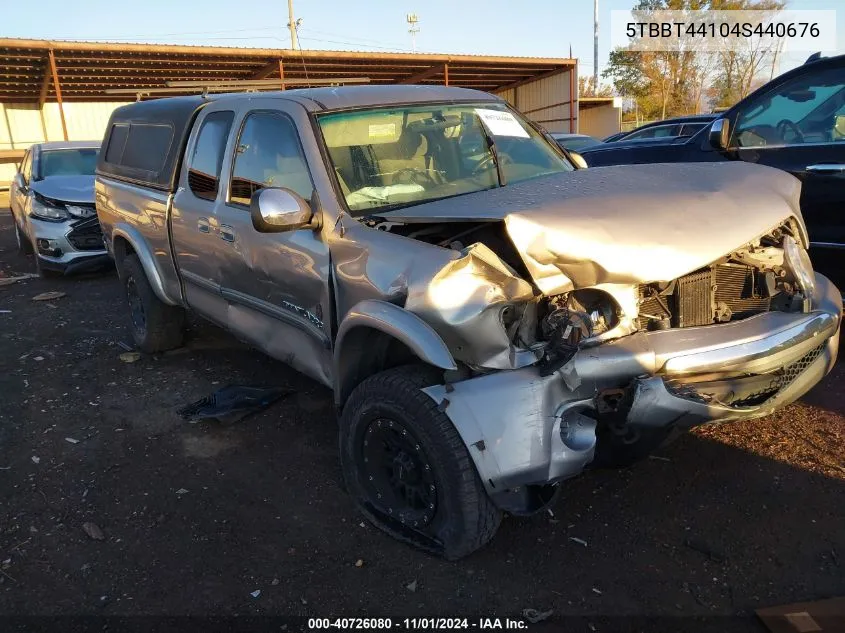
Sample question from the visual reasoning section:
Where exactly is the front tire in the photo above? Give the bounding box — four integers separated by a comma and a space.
122, 254, 185, 353
14, 220, 33, 255
340, 365, 501, 559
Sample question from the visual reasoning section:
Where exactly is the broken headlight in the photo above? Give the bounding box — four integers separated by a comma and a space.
548, 289, 619, 338
29, 193, 69, 222
783, 235, 815, 299
537, 290, 619, 376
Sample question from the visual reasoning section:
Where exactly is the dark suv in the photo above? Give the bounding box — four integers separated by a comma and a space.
581, 54, 845, 285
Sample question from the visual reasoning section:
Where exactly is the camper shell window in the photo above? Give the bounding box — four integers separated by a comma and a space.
96, 96, 209, 190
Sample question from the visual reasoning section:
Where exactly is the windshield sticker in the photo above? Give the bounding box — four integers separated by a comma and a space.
368, 123, 397, 140
474, 109, 530, 138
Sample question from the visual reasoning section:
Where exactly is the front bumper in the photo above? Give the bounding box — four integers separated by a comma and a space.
424, 273, 841, 511
28, 215, 110, 274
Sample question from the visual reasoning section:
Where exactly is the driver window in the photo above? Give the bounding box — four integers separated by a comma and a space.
229, 111, 314, 207
733, 67, 845, 148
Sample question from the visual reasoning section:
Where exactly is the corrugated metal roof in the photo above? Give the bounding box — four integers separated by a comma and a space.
0, 37, 576, 102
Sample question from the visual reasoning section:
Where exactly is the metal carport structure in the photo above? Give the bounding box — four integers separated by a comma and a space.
0, 38, 578, 180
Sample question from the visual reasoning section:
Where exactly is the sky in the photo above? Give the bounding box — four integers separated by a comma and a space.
4, 0, 844, 83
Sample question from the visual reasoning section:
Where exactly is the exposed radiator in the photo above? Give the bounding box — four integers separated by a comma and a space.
677, 269, 713, 328
638, 264, 772, 330
714, 264, 771, 318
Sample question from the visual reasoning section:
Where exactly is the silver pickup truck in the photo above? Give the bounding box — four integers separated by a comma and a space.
96, 85, 841, 559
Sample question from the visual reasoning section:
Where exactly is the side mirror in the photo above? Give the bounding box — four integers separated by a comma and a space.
250, 187, 313, 233
709, 118, 730, 150
13, 172, 26, 191
568, 151, 589, 169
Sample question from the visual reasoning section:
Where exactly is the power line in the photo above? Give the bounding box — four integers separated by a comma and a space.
297, 36, 415, 52
54, 35, 289, 43
296, 27, 410, 49
48, 27, 281, 41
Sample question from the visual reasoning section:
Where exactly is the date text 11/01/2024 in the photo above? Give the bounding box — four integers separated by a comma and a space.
307, 618, 529, 630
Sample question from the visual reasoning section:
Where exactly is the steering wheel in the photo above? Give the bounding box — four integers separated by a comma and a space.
472, 152, 513, 176
776, 119, 804, 144
393, 168, 438, 187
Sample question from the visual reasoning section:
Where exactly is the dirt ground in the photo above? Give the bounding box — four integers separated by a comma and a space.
0, 208, 843, 632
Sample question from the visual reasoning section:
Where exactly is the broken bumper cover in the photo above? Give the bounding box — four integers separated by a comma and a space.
424, 273, 841, 512
29, 216, 110, 275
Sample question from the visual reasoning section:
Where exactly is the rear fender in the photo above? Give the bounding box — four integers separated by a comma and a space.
112, 224, 180, 306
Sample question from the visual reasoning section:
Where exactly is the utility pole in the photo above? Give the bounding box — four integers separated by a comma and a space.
287, 0, 298, 49
593, 0, 599, 95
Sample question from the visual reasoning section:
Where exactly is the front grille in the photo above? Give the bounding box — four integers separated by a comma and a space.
638, 264, 772, 330
672, 343, 827, 409
779, 343, 826, 389
67, 216, 104, 251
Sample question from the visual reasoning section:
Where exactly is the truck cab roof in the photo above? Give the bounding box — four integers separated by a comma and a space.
96, 85, 502, 191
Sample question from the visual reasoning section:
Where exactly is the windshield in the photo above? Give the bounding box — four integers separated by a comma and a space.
317, 102, 572, 213
37, 148, 99, 179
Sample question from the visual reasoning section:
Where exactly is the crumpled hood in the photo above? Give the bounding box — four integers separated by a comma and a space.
31, 175, 95, 205
380, 162, 805, 295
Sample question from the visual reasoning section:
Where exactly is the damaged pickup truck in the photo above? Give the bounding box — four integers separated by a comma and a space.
96, 86, 841, 559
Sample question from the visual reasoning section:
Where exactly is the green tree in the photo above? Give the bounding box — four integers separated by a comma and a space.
604, 0, 785, 117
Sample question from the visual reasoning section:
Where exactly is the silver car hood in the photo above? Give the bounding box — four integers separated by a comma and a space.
30, 175, 95, 205
379, 162, 805, 295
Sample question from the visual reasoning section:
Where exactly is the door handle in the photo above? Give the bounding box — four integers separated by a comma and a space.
197, 217, 210, 233
219, 224, 236, 243
806, 164, 845, 173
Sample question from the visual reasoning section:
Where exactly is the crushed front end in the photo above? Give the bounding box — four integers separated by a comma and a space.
419, 221, 841, 514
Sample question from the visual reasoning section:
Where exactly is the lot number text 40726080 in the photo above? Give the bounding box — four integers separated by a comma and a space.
307, 617, 528, 630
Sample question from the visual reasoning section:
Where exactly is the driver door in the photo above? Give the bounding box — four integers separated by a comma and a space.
214, 104, 333, 386
728, 62, 845, 285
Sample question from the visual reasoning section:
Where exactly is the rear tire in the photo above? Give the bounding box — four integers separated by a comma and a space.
339, 364, 501, 559
122, 254, 185, 353
14, 220, 33, 256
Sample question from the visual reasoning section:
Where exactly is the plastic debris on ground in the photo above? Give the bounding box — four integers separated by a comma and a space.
32, 291, 66, 301
177, 385, 292, 424
522, 608, 553, 624
82, 522, 105, 541
0, 273, 38, 287
119, 352, 141, 363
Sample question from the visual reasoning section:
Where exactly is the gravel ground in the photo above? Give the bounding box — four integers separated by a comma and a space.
0, 208, 842, 632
